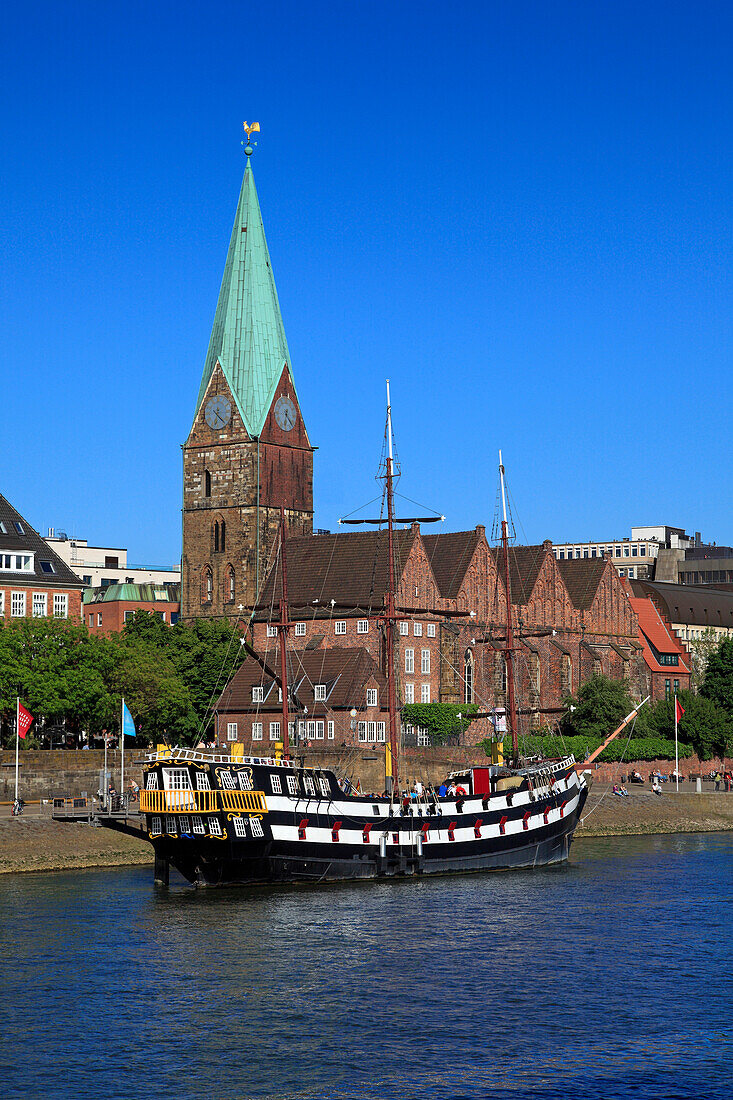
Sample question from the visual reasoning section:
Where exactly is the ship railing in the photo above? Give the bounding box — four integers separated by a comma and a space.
139, 789, 268, 815
144, 746, 295, 768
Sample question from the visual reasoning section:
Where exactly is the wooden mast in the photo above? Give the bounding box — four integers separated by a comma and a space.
499, 452, 520, 763
278, 505, 291, 758
384, 381, 399, 796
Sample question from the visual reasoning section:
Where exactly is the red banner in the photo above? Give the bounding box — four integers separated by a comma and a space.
18, 703, 34, 739
675, 698, 685, 723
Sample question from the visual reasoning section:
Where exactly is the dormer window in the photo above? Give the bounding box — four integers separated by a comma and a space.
0, 553, 34, 573
252, 686, 264, 703
366, 688, 378, 707
14, 522, 24, 535
39, 560, 56, 574
314, 684, 326, 701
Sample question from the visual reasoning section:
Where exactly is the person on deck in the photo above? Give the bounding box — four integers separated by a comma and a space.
438, 782, 448, 798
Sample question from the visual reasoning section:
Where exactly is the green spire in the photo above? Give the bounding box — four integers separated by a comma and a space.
195, 160, 295, 436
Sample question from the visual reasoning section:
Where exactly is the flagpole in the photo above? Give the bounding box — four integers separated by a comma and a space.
674, 692, 679, 793
103, 730, 108, 811
15, 697, 20, 804
120, 696, 125, 810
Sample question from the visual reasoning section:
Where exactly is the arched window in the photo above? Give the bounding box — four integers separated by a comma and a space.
205, 470, 211, 498
226, 566, 235, 602
202, 566, 213, 604
531, 653, 541, 701
214, 522, 219, 553
464, 649, 474, 704
561, 653, 572, 695
220, 520, 226, 552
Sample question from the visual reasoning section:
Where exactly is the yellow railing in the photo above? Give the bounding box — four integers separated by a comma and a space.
139, 789, 268, 815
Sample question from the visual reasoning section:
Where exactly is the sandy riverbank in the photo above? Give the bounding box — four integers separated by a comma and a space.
576, 784, 733, 837
0, 817, 152, 875
1, 788, 732, 875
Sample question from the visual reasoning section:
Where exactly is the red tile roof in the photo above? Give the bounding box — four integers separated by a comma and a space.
629, 596, 690, 675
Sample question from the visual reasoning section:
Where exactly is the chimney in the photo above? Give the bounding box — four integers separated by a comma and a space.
542, 539, 552, 551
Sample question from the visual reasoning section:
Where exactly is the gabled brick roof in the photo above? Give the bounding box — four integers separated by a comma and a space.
422, 530, 481, 598
490, 545, 546, 605
556, 557, 606, 610
216, 646, 386, 714
0, 494, 84, 589
257, 529, 417, 613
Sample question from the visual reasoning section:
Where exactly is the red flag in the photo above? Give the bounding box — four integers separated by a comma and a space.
675, 698, 685, 723
17, 703, 33, 739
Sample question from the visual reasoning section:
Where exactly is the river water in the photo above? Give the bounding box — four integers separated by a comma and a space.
1, 833, 731, 1100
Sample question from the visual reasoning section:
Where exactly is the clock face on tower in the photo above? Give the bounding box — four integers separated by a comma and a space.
274, 395, 297, 432
204, 394, 232, 430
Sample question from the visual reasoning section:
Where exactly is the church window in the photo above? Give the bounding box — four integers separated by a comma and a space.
226, 566, 235, 601
202, 567, 212, 603
464, 650, 474, 704
561, 654, 572, 695
214, 522, 219, 552
205, 471, 211, 497
220, 521, 226, 552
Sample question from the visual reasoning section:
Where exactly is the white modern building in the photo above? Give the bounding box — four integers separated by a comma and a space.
43, 530, 180, 589
551, 526, 697, 581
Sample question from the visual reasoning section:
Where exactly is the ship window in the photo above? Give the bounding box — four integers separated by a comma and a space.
238, 771, 253, 791
286, 775, 298, 795
166, 816, 177, 835
219, 770, 236, 790
151, 816, 162, 836
163, 768, 192, 791
179, 816, 191, 834
303, 776, 315, 795
195, 772, 211, 790
192, 818, 205, 835
232, 816, 247, 838
319, 778, 330, 798
250, 817, 264, 838
271, 774, 282, 794
145, 772, 158, 790
208, 816, 222, 836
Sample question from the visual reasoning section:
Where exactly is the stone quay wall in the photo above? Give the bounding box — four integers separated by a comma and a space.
0, 750, 145, 801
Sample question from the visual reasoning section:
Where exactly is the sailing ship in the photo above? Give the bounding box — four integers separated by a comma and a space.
136, 387, 591, 887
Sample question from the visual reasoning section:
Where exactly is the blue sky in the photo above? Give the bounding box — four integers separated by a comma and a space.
2, 0, 731, 564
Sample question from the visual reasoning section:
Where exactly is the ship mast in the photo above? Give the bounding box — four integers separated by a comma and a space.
278, 505, 291, 758
385, 381, 399, 796
498, 452, 519, 763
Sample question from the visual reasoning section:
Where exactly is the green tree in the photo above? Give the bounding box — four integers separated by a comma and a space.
650, 689, 732, 760
701, 637, 733, 715
401, 702, 479, 744
560, 675, 647, 742
687, 628, 721, 692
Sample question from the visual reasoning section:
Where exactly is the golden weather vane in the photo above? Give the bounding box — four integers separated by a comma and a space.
242, 121, 260, 158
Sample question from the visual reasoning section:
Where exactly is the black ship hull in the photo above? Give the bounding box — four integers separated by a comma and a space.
137, 750, 588, 888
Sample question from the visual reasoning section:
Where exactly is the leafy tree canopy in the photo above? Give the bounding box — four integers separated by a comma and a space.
401, 702, 479, 745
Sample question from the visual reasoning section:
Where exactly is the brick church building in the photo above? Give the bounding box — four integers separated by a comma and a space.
184, 147, 675, 752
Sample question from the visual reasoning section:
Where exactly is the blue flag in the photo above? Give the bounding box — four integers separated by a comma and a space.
122, 702, 136, 738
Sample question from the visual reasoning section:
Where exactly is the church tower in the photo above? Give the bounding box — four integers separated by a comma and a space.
181, 144, 313, 620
